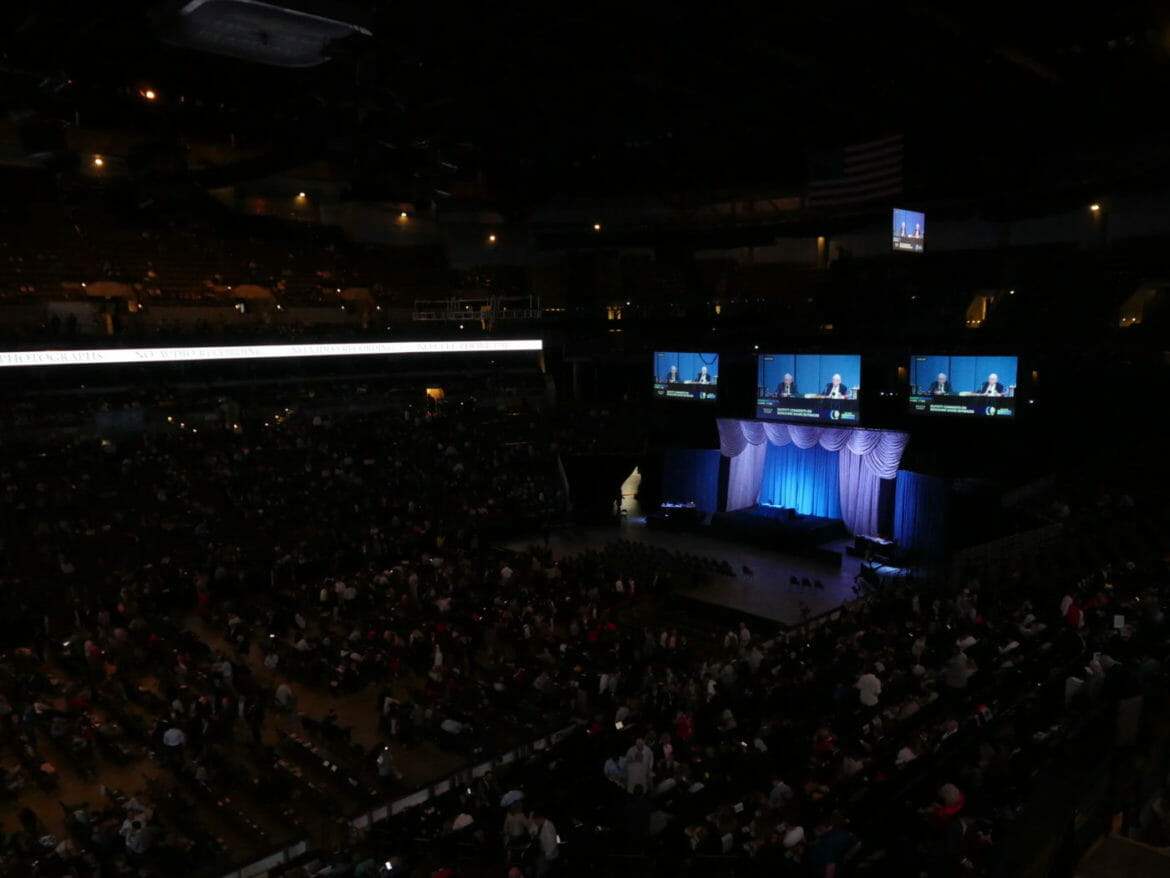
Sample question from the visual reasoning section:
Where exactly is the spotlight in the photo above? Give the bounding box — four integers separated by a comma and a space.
92, 156, 104, 167
593, 223, 602, 231
488, 234, 497, 243
141, 88, 157, 101
400, 211, 408, 218
1089, 203, 1101, 212
297, 191, 306, 199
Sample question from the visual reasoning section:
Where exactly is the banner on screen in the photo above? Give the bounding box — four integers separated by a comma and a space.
0, 339, 543, 369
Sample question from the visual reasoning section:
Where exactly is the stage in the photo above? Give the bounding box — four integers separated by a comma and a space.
504, 517, 912, 627
708, 504, 849, 567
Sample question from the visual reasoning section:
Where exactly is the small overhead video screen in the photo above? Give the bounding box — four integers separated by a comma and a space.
893, 208, 925, 253
653, 351, 719, 401
756, 353, 861, 423
908, 355, 1019, 417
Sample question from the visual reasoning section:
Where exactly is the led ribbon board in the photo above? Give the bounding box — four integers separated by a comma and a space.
0, 339, 543, 368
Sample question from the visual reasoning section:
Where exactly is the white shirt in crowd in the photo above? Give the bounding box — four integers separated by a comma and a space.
855, 673, 882, 707
275, 683, 295, 707
534, 818, 559, 860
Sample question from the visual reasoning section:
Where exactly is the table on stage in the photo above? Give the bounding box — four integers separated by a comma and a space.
648, 502, 703, 528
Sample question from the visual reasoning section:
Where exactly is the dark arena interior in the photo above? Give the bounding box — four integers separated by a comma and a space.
1, 3, 1170, 877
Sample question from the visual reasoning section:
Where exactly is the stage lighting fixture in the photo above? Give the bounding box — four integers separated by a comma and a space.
92, 156, 104, 167
488, 234, 497, 243
141, 88, 157, 101
1089, 203, 1101, 212
593, 222, 602, 231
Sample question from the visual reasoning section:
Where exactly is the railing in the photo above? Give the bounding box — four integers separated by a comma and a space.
220, 723, 579, 878
217, 840, 309, 878
346, 723, 578, 832
413, 295, 542, 322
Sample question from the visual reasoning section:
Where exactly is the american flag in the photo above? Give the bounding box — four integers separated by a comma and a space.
805, 134, 904, 210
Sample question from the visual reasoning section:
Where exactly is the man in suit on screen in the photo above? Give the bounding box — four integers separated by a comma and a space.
824, 374, 848, 399
929, 373, 952, 395
696, 365, 714, 385
978, 373, 1006, 397
665, 365, 680, 384
776, 373, 798, 397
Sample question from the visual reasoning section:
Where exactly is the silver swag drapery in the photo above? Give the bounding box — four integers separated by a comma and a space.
715, 419, 910, 536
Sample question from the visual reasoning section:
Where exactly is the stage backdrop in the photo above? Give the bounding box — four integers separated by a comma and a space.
717, 419, 909, 536
760, 443, 842, 519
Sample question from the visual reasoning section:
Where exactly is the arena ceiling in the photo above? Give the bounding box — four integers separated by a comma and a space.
1, 1, 1169, 212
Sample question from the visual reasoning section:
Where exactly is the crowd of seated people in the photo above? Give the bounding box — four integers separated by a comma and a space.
507, 503, 1166, 876
0, 389, 584, 875
0, 360, 548, 438
106, 480, 1162, 878
286, 487, 1167, 878
0, 373, 1168, 876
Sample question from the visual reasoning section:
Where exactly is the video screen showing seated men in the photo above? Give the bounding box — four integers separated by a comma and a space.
653, 351, 719, 401
756, 353, 861, 423
908, 354, 1018, 417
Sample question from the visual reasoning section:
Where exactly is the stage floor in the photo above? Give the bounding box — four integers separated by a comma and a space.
505, 517, 898, 626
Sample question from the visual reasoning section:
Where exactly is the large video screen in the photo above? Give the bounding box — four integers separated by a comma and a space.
893, 208, 925, 253
908, 355, 1018, 417
653, 351, 719, 401
756, 353, 861, 423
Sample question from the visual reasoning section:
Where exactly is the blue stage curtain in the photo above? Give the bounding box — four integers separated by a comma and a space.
760, 442, 842, 519
662, 448, 721, 514
894, 470, 947, 559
